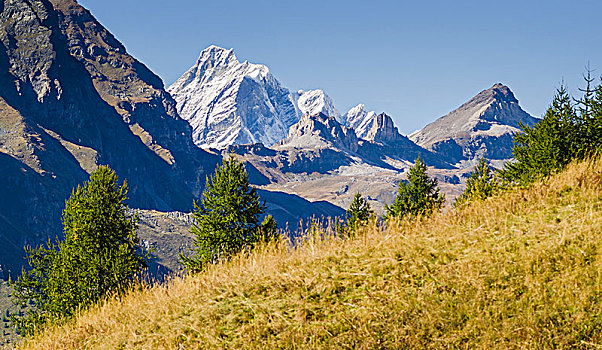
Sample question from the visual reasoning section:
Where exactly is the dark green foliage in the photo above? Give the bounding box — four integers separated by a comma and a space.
345, 193, 373, 235
251, 215, 279, 245
181, 157, 278, 273
575, 70, 602, 153
11, 166, 147, 336
385, 157, 445, 220
504, 75, 602, 184
503, 86, 578, 184
454, 158, 500, 206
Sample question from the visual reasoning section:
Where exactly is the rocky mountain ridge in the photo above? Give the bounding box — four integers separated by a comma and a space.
344, 104, 377, 138
168, 46, 343, 150
410, 83, 538, 164
0, 0, 343, 280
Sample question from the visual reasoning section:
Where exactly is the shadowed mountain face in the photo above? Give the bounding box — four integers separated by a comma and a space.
0, 0, 222, 278
0, 0, 345, 279
409, 84, 538, 164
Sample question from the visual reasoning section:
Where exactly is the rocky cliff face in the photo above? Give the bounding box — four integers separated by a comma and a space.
0, 0, 222, 277
364, 113, 407, 145
409, 83, 538, 164
168, 46, 302, 150
275, 113, 359, 153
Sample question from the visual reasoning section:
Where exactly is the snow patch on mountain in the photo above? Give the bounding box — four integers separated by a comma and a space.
344, 104, 377, 139
409, 83, 538, 162
295, 89, 342, 122
167, 46, 301, 149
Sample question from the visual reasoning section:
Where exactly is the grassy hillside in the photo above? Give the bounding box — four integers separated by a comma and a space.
24, 159, 602, 349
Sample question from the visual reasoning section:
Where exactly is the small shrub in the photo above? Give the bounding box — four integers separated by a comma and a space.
454, 157, 500, 206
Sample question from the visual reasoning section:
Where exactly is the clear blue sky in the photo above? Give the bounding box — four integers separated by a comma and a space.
79, 0, 601, 134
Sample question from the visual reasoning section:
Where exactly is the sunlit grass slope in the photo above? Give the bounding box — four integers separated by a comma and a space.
25, 159, 602, 349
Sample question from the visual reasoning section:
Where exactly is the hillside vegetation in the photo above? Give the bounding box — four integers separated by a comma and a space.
23, 159, 602, 349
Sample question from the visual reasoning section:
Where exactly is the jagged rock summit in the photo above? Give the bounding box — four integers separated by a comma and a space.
295, 89, 342, 124
167, 45, 301, 150
275, 113, 359, 152
409, 83, 538, 164
168, 46, 346, 150
344, 104, 377, 139
363, 113, 407, 146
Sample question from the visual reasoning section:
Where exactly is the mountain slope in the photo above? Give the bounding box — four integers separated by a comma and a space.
0, 0, 339, 280
167, 46, 302, 150
26, 159, 602, 349
0, 0, 223, 277
409, 83, 537, 164
294, 89, 341, 123
344, 104, 376, 139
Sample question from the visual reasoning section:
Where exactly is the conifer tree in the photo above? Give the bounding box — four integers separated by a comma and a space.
454, 158, 499, 206
11, 166, 146, 335
502, 86, 578, 184
385, 157, 445, 220
181, 157, 278, 273
576, 70, 602, 153
345, 192, 373, 234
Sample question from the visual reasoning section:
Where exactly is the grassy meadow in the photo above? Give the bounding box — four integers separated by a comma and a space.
22, 159, 602, 349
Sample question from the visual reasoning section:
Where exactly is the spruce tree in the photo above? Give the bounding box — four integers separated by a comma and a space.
502, 86, 578, 184
385, 157, 445, 220
11, 166, 146, 335
454, 158, 499, 206
181, 157, 278, 273
576, 70, 602, 153
345, 192, 373, 234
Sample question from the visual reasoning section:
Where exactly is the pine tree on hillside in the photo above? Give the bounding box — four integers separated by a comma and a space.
11, 166, 147, 336
385, 157, 445, 221
589, 82, 602, 150
454, 157, 499, 207
344, 192, 373, 235
576, 70, 602, 153
181, 157, 278, 273
503, 85, 578, 184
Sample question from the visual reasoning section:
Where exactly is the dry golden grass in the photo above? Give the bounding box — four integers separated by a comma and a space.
23, 159, 602, 349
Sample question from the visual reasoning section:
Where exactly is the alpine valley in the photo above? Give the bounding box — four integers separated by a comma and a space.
0, 0, 537, 284
169, 45, 537, 212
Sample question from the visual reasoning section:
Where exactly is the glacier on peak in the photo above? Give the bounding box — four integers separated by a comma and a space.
168, 46, 344, 150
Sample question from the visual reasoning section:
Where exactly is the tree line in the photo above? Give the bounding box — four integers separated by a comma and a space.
8, 72, 602, 337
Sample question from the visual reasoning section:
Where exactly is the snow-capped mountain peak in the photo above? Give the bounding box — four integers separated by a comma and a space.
344, 104, 377, 139
167, 45, 300, 150
295, 89, 342, 123
196, 45, 237, 66
168, 46, 344, 150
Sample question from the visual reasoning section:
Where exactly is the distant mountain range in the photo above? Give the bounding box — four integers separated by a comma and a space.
169, 46, 537, 168
167, 45, 537, 212
0, 1, 539, 280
